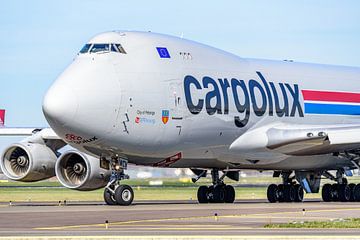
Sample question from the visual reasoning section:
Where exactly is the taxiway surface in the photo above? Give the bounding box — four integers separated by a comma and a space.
0, 199, 360, 238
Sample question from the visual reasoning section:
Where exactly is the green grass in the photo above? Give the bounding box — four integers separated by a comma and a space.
0, 186, 268, 202
0, 175, 285, 187
3, 175, 341, 202
265, 218, 360, 228
0, 177, 267, 202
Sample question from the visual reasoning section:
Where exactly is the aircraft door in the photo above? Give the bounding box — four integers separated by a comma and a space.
167, 81, 184, 136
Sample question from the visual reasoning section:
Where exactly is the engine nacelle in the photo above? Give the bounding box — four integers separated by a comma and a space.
55, 150, 111, 191
0, 143, 57, 182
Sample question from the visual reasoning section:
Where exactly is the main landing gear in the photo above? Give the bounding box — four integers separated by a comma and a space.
266, 169, 360, 203
267, 171, 304, 203
322, 170, 360, 202
103, 157, 134, 206
196, 169, 236, 203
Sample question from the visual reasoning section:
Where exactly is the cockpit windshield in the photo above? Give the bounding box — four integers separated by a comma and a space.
90, 44, 110, 53
79, 43, 126, 54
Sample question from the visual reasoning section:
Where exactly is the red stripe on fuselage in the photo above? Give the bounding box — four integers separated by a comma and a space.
302, 90, 360, 103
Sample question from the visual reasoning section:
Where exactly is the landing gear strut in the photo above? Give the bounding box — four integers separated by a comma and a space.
322, 169, 360, 202
103, 157, 134, 206
267, 171, 304, 203
197, 169, 236, 203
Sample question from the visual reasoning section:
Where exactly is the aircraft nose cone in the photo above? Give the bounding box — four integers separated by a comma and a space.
42, 83, 78, 127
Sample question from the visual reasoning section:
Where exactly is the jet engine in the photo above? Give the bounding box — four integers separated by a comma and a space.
55, 150, 111, 191
0, 143, 57, 181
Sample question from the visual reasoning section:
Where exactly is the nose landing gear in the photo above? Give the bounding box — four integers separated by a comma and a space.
103, 157, 134, 206
196, 169, 236, 203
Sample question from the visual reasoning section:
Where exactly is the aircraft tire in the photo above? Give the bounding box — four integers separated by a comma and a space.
322, 183, 333, 202
103, 188, 117, 205
224, 185, 235, 203
342, 178, 348, 185
293, 184, 304, 202
207, 186, 216, 203
338, 184, 351, 202
212, 185, 225, 203
331, 184, 339, 201
114, 185, 134, 206
353, 184, 360, 201
277, 184, 286, 202
197, 186, 209, 203
283, 185, 295, 202
348, 183, 356, 201
267, 184, 278, 203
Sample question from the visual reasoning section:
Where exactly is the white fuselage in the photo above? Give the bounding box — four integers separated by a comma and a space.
42, 31, 360, 171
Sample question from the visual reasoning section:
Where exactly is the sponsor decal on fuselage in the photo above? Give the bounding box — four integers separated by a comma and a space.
135, 116, 156, 125
184, 71, 304, 128
135, 110, 156, 125
136, 110, 156, 116
65, 133, 98, 145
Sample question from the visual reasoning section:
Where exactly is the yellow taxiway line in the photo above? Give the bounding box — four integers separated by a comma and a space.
34, 206, 360, 230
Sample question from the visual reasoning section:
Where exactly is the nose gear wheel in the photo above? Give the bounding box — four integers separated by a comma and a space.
103, 157, 134, 206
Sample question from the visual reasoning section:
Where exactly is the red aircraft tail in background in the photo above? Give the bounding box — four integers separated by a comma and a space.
0, 109, 5, 126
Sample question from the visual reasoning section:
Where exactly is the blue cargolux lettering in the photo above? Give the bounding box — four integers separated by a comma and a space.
184, 72, 304, 128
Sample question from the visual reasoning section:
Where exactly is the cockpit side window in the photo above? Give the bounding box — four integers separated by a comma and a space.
115, 44, 127, 54
90, 44, 110, 53
111, 44, 119, 52
79, 44, 92, 54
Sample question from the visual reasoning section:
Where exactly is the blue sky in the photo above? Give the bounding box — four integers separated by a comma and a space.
0, 0, 360, 151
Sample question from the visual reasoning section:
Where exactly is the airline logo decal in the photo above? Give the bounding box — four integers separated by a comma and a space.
162, 110, 169, 124
184, 72, 304, 128
302, 90, 360, 115
156, 47, 171, 58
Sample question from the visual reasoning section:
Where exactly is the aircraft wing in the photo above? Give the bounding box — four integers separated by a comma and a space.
0, 127, 42, 136
0, 127, 66, 151
0, 110, 65, 150
230, 123, 360, 156
0, 127, 59, 138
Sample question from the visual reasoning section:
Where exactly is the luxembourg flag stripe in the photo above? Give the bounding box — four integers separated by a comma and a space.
304, 103, 360, 115
302, 90, 360, 115
302, 90, 360, 103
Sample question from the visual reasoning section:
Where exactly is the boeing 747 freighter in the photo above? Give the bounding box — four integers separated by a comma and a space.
1, 31, 360, 205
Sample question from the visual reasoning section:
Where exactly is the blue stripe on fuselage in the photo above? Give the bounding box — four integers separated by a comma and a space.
304, 102, 360, 115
